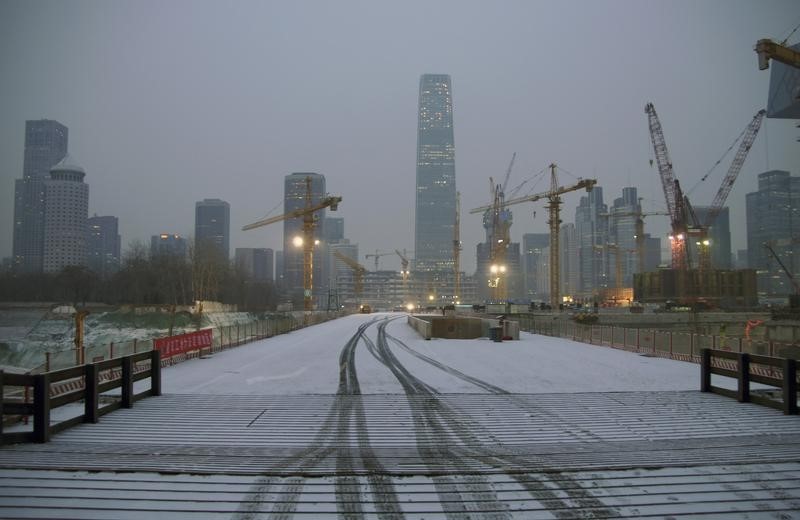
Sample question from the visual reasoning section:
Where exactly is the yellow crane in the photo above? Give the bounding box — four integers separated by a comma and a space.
471, 163, 596, 309
365, 250, 394, 271
755, 38, 800, 70
242, 177, 342, 312
333, 249, 367, 302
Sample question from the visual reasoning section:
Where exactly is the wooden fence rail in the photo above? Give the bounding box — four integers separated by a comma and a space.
701, 348, 798, 415
0, 350, 161, 444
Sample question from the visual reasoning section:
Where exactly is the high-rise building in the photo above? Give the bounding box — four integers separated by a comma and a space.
151, 234, 187, 259
560, 223, 579, 301
195, 199, 230, 260
575, 186, 609, 299
87, 215, 121, 279
235, 248, 273, 282
608, 187, 640, 286
13, 119, 69, 273
523, 233, 550, 302
746, 170, 800, 296
42, 155, 89, 273
283, 173, 326, 304
415, 74, 456, 273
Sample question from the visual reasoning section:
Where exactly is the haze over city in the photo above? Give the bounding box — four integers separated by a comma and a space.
1, 0, 797, 274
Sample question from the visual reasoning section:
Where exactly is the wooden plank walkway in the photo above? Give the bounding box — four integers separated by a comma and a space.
2, 390, 800, 517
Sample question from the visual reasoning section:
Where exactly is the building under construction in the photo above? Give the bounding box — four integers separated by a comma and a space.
633, 269, 758, 309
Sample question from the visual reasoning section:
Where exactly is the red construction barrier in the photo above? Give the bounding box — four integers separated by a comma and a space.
154, 329, 213, 360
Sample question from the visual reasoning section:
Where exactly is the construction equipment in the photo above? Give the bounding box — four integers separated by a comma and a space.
453, 192, 462, 303
755, 39, 800, 70
333, 249, 367, 301
395, 249, 411, 280
471, 163, 596, 309
647, 103, 765, 271
365, 250, 394, 271
694, 109, 766, 269
243, 177, 342, 312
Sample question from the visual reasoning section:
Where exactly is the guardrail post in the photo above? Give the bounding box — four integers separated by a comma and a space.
150, 349, 162, 396
33, 373, 50, 443
737, 353, 750, 403
121, 356, 134, 408
701, 348, 711, 392
783, 358, 797, 415
84, 363, 99, 423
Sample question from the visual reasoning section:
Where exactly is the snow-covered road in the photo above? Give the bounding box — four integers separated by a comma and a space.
163, 313, 701, 395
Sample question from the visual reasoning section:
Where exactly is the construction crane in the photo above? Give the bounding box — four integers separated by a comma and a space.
365, 250, 394, 271
755, 39, 800, 70
764, 242, 800, 300
694, 109, 766, 270
243, 177, 342, 312
395, 249, 410, 280
333, 249, 366, 302
471, 163, 596, 309
453, 192, 462, 303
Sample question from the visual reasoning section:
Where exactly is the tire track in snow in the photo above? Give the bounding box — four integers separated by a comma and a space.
235, 318, 404, 520
375, 319, 617, 518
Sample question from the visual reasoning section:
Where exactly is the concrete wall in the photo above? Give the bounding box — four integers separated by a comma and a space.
408, 315, 519, 341
407, 315, 432, 340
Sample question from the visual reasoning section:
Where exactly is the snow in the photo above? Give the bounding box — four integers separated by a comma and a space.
161, 313, 702, 395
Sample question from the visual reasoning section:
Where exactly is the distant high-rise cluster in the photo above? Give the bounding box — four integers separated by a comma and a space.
11, 120, 121, 277
13, 120, 68, 273
415, 74, 456, 273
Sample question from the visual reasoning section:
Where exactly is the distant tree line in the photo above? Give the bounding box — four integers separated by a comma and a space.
0, 240, 278, 312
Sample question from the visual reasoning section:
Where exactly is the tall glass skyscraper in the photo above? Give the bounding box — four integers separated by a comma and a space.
195, 198, 230, 260
415, 74, 456, 273
13, 119, 69, 273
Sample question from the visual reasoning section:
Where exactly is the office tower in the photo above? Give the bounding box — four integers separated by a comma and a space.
42, 155, 89, 273
415, 74, 456, 273
87, 215, 121, 278
746, 170, 800, 295
235, 248, 273, 282
575, 186, 609, 298
560, 223, 579, 300
523, 233, 550, 302
284, 173, 326, 303
323, 217, 344, 242
275, 251, 284, 289
195, 199, 230, 260
608, 187, 640, 286
13, 119, 69, 273
643, 234, 662, 271
151, 234, 187, 258
690, 206, 732, 269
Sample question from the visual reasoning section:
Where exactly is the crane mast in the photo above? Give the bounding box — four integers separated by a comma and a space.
470, 164, 596, 309
242, 177, 341, 312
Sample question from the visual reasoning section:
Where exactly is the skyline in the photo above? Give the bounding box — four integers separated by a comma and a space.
1, 1, 798, 275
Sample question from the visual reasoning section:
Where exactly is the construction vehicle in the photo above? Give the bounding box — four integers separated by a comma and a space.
243, 177, 342, 312
471, 163, 596, 309
646, 104, 764, 271
333, 249, 367, 304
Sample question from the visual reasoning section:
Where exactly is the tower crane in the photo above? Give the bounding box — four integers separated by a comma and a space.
471, 163, 596, 309
242, 177, 341, 312
333, 249, 366, 302
395, 249, 411, 280
365, 250, 394, 271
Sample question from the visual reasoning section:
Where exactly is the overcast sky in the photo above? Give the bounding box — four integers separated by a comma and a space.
1, 0, 798, 274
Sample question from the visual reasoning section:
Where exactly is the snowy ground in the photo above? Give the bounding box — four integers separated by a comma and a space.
163, 313, 701, 395
2, 312, 800, 519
